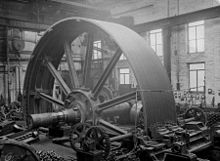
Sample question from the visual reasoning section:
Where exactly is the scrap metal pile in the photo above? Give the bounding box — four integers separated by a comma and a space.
0, 101, 23, 122
0, 17, 220, 161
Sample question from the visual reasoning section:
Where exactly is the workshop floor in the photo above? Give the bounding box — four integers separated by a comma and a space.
31, 134, 76, 160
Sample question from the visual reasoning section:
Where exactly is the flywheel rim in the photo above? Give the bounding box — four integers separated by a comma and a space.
23, 17, 176, 129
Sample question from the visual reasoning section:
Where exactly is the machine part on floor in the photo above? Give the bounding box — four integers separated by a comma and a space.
163, 152, 198, 161
7, 130, 39, 143
0, 140, 40, 161
8, 101, 23, 121
69, 123, 91, 151
37, 150, 76, 161
82, 126, 110, 159
0, 127, 39, 144
76, 150, 104, 161
184, 107, 207, 125
207, 112, 220, 127
0, 121, 16, 136
212, 124, 220, 147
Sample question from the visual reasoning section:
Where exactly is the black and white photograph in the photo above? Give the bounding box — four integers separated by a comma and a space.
0, 0, 220, 160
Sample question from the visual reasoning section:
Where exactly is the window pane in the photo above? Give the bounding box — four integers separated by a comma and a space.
197, 39, 204, 52
156, 33, 162, 44
23, 42, 35, 51
125, 74, 130, 84
94, 54, 97, 59
156, 44, 163, 56
188, 27, 196, 40
93, 50, 97, 59
190, 71, 196, 91
189, 40, 196, 53
120, 54, 126, 60
197, 26, 204, 39
150, 34, 155, 46
24, 31, 37, 42
93, 40, 102, 60
189, 20, 204, 26
97, 51, 102, 59
36, 34, 42, 42
120, 68, 129, 74
190, 63, 204, 70
151, 45, 156, 52
198, 70, 205, 91
189, 63, 205, 92
98, 43, 101, 48
120, 75, 124, 84
150, 29, 162, 33
149, 29, 163, 64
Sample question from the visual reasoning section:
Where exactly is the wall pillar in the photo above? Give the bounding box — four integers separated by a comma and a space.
163, 27, 171, 81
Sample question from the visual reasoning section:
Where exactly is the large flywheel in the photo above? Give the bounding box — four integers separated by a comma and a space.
23, 17, 176, 129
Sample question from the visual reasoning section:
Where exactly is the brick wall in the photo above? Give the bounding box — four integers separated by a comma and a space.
114, 0, 220, 106
169, 17, 220, 106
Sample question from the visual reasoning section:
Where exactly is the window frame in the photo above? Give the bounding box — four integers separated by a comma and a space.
119, 68, 130, 85
187, 20, 205, 54
93, 40, 102, 60
149, 29, 163, 57
188, 63, 205, 93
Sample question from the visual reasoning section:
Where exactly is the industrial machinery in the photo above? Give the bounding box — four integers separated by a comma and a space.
0, 17, 220, 161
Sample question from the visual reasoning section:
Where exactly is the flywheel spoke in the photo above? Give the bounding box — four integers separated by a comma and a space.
96, 91, 137, 113
82, 33, 94, 88
45, 59, 71, 95
39, 92, 64, 107
64, 41, 80, 88
92, 48, 122, 98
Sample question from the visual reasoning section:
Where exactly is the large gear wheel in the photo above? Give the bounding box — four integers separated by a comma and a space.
184, 107, 207, 124
69, 123, 91, 151
83, 126, 110, 159
0, 140, 40, 161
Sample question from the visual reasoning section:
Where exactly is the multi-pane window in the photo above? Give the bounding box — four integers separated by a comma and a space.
149, 29, 163, 57
93, 40, 102, 59
119, 68, 130, 84
189, 63, 205, 92
188, 20, 204, 53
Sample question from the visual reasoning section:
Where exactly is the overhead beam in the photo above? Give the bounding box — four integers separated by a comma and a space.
133, 6, 220, 32
0, 0, 133, 31
0, 0, 110, 31
51, 0, 105, 11
0, 18, 49, 31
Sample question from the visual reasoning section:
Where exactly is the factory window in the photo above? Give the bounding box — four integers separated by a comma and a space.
119, 54, 126, 60
119, 68, 130, 84
188, 20, 204, 53
189, 63, 205, 92
22, 31, 43, 51
149, 29, 163, 57
93, 40, 102, 59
